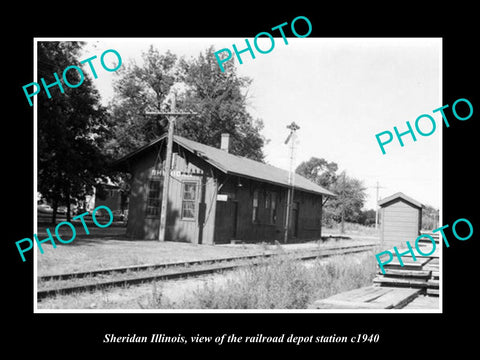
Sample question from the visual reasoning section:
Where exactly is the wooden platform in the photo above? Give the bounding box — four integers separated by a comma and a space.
308, 233, 441, 310
373, 239, 440, 295
309, 286, 421, 309
402, 294, 439, 309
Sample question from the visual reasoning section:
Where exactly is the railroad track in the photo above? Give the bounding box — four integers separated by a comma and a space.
37, 243, 376, 300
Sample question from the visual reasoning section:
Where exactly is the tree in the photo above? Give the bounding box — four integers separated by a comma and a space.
318, 171, 367, 231
104, 46, 178, 158
422, 205, 439, 230
295, 157, 338, 189
105, 45, 266, 162
358, 209, 376, 226
37, 41, 110, 223
177, 46, 265, 161
295, 158, 367, 228
329, 172, 367, 224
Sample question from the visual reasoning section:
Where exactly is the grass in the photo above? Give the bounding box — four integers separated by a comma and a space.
323, 222, 380, 237
36, 222, 378, 276
36, 221, 380, 309
147, 251, 378, 309
37, 250, 378, 310
35, 234, 266, 276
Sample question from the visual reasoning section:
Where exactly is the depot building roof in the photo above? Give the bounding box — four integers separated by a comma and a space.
114, 134, 336, 197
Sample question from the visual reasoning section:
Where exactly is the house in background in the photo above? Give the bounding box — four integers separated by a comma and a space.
94, 181, 129, 216
113, 133, 335, 244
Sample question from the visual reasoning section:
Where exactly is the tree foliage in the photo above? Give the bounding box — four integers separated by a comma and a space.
295, 157, 338, 189
176, 46, 265, 161
105, 45, 266, 162
104, 47, 178, 158
37, 41, 110, 223
357, 209, 376, 227
421, 204, 439, 230
325, 171, 367, 224
296, 157, 367, 226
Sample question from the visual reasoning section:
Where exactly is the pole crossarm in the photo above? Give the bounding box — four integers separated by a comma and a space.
145, 111, 198, 116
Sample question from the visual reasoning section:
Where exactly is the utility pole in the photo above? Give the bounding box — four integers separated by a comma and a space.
284, 121, 300, 244
145, 94, 197, 241
341, 171, 346, 234
373, 181, 385, 230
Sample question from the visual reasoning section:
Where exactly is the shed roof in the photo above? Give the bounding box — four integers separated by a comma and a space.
378, 192, 423, 209
114, 134, 336, 197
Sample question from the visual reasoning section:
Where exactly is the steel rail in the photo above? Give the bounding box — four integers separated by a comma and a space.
37, 243, 376, 300
39, 243, 376, 281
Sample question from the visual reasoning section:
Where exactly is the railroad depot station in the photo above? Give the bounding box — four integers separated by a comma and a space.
112, 133, 335, 244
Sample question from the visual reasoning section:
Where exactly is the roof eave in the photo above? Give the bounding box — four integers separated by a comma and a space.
110, 135, 167, 171
225, 170, 336, 197
378, 192, 423, 208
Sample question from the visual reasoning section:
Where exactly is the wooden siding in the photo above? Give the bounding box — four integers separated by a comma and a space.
214, 176, 322, 244
126, 146, 157, 240
126, 144, 217, 243
295, 191, 323, 240
380, 199, 421, 250
125, 142, 324, 244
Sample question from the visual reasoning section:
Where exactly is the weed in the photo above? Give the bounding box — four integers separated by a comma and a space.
155, 251, 377, 309
138, 282, 172, 309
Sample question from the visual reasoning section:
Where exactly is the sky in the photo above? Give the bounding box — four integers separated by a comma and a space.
70, 37, 442, 211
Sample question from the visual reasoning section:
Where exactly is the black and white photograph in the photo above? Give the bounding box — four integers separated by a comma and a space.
6, 6, 478, 354
31, 37, 443, 312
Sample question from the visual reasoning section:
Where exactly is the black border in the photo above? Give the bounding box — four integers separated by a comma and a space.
6, 5, 478, 355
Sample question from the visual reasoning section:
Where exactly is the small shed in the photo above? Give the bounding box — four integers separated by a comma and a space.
378, 192, 423, 250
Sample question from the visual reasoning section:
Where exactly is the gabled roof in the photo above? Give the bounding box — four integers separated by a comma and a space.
378, 192, 423, 208
114, 134, 336, 197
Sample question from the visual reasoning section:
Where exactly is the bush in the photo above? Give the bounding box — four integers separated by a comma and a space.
324, 221, 379, 236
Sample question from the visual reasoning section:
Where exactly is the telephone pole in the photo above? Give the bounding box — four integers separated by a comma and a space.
145, 94, 197, 241
373, 181, 385, 230
340, 171, 346, 234
284, 121, 300, 244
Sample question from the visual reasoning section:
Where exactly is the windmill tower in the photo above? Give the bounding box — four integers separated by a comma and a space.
283, 121, 300, 243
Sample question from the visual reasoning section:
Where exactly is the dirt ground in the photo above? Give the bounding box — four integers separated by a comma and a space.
35, 223, 378, 276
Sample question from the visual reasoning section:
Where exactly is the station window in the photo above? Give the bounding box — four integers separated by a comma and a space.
270, 192, 277, 224
252, 189, 259, 222
264, 191, 277, 224
146, 178, 163, 216
181, 182, 197, 220
265, 190, 271, 209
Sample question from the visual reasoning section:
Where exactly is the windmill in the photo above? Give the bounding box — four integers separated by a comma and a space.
284, 121, 300, 243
